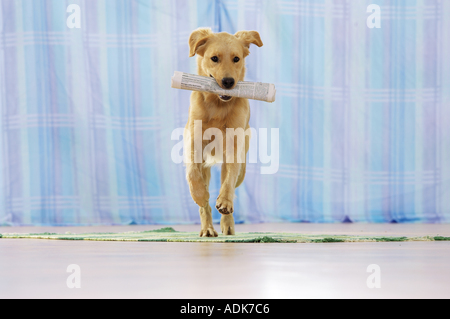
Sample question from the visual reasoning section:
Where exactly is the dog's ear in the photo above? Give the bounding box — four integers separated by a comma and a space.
234, 31, 263, 57
189, 27, 213, 57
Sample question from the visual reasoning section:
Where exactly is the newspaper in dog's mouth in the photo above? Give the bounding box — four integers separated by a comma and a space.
171, 71, 276, 103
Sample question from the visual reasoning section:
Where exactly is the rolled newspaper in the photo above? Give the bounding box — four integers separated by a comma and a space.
171, 71, 276, 103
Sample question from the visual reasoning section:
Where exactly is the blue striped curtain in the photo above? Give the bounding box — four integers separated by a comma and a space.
0, 0, 449, 226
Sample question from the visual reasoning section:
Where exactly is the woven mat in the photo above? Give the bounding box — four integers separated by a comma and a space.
1, 227, 449, 243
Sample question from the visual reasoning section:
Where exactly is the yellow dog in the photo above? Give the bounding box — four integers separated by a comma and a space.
185, 28, 263, 237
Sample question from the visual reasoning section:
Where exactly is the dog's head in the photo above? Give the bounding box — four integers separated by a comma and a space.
188, 28, 263, 102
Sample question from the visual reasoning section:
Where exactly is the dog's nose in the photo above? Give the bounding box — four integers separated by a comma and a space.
222, 77, 235, 89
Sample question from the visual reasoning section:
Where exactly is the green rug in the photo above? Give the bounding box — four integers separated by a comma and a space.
1, 227, 449, 243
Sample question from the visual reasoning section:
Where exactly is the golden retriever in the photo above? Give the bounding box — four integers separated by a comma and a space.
185, 27, 263, 237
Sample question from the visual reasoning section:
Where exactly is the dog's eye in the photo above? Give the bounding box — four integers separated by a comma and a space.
211, 56, 219, 63
233, 57, 240, 63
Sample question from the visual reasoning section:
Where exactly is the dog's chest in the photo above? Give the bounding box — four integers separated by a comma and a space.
203, 151, 223, 168
201, 124, 226, 167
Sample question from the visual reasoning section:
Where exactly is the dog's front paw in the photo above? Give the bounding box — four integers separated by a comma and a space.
215, 196, 234, 215
199, 227, 218, 237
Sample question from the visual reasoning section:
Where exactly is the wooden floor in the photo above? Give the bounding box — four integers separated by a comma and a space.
1, 223, 449, 299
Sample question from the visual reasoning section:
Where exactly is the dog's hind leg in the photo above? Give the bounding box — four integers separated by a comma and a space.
220, 214, 235, 235
198, 166, 218, 237
199, 204, 217, 237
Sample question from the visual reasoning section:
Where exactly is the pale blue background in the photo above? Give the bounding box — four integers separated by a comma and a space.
0, 0, 449, 225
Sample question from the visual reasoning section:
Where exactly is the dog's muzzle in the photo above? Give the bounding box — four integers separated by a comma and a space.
210, 75, 233, 102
